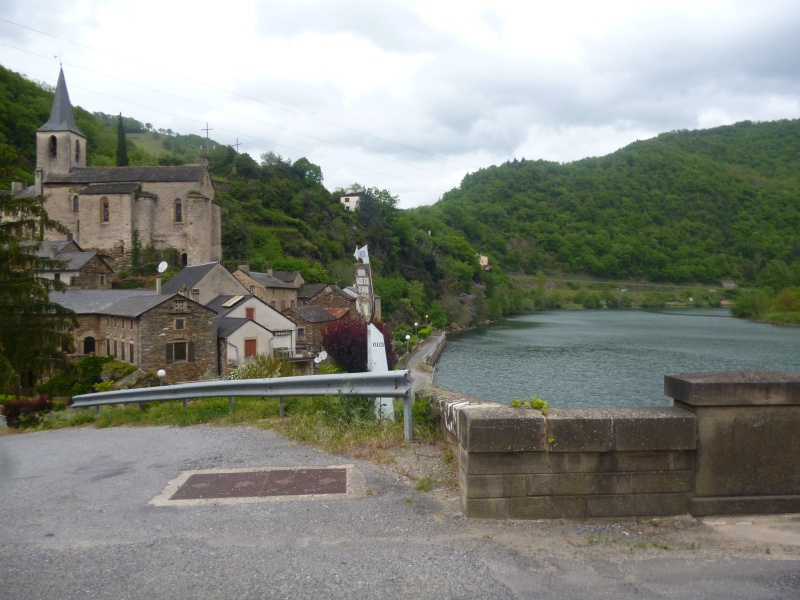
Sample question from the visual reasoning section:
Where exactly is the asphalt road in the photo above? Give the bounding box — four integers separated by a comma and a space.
1, 426, 798, 599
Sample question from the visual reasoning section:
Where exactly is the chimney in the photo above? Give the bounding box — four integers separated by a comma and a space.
238, 264, 249, 274
11, 181, 23, 194
267, 268, 273, 277
49, 244, 57, 259
156, 276, 162, 295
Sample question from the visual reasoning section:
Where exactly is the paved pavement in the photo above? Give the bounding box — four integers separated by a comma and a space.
1, 426, 798, 599
406, 332, 442, 392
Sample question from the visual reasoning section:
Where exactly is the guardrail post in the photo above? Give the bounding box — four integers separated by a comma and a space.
280, 398, 285, 418
404, 388, 413, 442
228, 396, 234, 414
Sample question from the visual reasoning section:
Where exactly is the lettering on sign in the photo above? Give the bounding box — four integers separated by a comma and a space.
372, 342, 384, 347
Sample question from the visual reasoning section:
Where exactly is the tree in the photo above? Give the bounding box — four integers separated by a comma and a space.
0, 195, 77, 394
321, 320, 396, 373
116, 113, 129, 167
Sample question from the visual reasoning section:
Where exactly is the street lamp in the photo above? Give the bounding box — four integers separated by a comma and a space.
425, 314, 429, 327
405, 334, 411, 354
157, 369, 166, 385
414, 322, 418, 335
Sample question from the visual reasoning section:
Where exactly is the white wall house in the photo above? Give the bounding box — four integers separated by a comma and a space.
339, 193, 363, 212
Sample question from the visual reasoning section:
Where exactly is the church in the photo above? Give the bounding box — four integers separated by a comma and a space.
26, 68, 221, 270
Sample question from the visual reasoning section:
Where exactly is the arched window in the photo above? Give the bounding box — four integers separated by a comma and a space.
83, 337, 96, 355
72, 195, 79, 212
102, 197, 109, 222
49, 135, 57, 158
75, 140, 81, 162
175, 199, 182, 222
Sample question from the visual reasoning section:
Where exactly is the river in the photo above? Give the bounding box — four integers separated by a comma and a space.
434, 308, 799, 408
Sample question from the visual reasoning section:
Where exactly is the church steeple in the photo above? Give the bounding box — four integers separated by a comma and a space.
38, 67, 84, 136
35, 67, 87, 191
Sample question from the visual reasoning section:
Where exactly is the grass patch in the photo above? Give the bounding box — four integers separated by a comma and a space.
21, 395, 438, 461
413, 476, 435, 492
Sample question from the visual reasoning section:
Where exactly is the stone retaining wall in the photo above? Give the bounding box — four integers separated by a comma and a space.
425, 370, 800, 519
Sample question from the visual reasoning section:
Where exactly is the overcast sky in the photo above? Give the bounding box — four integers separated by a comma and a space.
2, 0, 799, 208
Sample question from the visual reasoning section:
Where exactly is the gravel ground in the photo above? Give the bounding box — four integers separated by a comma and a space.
1, 425, 798, 599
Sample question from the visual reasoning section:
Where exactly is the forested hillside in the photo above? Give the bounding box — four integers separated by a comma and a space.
419, 121, 800, 285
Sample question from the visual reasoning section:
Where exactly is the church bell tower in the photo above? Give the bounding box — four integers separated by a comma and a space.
35, 67, 87, 193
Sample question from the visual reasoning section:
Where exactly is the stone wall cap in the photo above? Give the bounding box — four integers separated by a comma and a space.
665, 370, 800, 406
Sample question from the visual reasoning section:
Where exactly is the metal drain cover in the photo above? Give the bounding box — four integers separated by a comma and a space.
150, 465, 365, 506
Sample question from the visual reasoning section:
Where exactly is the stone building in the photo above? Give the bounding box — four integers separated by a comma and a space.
286, 305, 342, 353
23, 240, 114, 289
19, 68, 221, 271
233, 265, 299, 311
161, 261, 248, 305
49, 290, 218, 382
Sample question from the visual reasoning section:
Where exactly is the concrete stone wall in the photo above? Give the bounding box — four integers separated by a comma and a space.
426, 370, 800, 519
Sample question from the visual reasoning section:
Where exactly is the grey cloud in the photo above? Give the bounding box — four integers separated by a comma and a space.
253, 0, 454, 53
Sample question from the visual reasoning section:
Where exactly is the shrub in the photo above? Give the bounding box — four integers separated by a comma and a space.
321, 320, 397, 373
417, 327, 431, 339
1, 395, 55, 428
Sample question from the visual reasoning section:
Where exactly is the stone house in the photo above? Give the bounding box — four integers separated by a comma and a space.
49, 290, 217, 382
271, 270, 305, 288
23, 240, 114, 289
15, 68, 221, 271
286, 306, 341, 353
215, 317, 275, 377
233, 265, 299, 311
161, 261, 248, 305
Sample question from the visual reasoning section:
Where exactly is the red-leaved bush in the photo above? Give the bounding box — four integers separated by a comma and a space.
1, 395, 55, 428
321, 320, 397, 373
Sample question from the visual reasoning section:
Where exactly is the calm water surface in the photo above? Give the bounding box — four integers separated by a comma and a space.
435, 308, 799, 408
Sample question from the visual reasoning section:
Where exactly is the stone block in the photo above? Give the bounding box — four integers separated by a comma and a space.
586, 493, 688, 517
665, 370, 800, 406
630, 471, 694, 494
669, 451, 695, 472
459, 405, 546, 452
508, 496, 555, 519
460, 449, 556, 475
544, 473, 631, 496
461, 472, 528, 499
550, 496, 588, 519
689, 495, 800, 517
691, 405, 800, 497
613, 407, 696, 451
545, 409, 614, 452
461, 497, 510, 519
580, 452, 671, 473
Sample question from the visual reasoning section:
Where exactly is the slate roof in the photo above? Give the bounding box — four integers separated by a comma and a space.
38, 68, 84, 136
247, 270, 296, 289
205, 294, 253, 316
21, 240, 111, 272
161, 262, 221, 295
78, 182, 141, 195
49, 290, 157, 314
289, 306, 338, 323
43, 165, 208, 185
216, 317, 251, 338
298, 283, 327, 299
271, 270, 301, 284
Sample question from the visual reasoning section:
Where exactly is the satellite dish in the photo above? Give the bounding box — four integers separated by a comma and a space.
314, 357, 321, 364
157, 261, 168, 274
319, 351, 328, 361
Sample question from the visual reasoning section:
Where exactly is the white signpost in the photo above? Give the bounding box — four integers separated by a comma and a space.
355, 245, 394, 420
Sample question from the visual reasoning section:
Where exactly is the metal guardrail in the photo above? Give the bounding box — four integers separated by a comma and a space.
71, 371, 416, 440
423, 333, 446, 366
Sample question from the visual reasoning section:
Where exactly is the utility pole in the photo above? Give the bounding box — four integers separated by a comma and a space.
201, 123, 213, 157
233, 138, 242, 153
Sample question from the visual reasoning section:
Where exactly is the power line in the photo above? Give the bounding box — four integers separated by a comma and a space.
0, 41, 463, 185
0, 17, 478, 171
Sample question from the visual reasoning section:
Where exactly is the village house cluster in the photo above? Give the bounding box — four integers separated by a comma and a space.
6, 69, 380, 382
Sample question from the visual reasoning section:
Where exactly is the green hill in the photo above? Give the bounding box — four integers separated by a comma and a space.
418, 120, 800, 285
